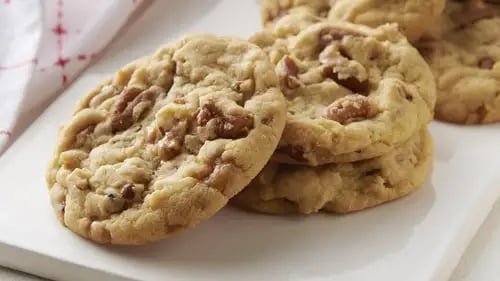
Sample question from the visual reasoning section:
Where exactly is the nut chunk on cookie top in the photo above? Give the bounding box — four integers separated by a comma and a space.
46, 34, 287, 245
251, 20, 436, 165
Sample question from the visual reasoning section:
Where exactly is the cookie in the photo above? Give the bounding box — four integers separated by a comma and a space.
46, 34, 287, 244
260, 0, 330, 27
250, 20, 436, 165
417, 0, 500, 124
232, 129, 433, 215
328, 0, 446, 42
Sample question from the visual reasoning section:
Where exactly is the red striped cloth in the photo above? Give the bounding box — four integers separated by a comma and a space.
0, 0, 144, 154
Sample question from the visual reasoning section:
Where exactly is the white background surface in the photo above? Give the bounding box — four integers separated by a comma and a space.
1, 200, 499, 281
2, 198, 500, 281
0, 1, 499, 280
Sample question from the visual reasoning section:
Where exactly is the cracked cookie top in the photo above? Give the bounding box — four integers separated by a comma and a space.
46, 34, 287, 244
251, 19, 436, 165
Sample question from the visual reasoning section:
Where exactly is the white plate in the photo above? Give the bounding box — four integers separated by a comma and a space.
450, 200, 500, 281
0, 1, 499, 280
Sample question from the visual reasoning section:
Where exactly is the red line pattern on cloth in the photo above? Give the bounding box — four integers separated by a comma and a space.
53, 0, 69, 85
54, 57, 70, 67
37, 54, 94, 72
52, 23, 67, 35
0, 0, 144, 150
0, 130, 12, 137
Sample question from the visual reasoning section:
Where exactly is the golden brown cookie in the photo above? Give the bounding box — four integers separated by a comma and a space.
328, 0, 446, 42
232, 129, 433, 215
251, 19, 436, 165
417, 0, 500, 124
260, 0, 446, 42
46, 34, 287, 245
260, 0, 330, 27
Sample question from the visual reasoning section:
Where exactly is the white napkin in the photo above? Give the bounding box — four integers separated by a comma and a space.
0, 0, 144, 154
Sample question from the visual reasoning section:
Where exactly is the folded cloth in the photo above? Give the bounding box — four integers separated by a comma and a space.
0, 0, 144, 154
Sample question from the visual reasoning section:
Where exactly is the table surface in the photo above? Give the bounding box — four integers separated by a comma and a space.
1, 200, 497, 281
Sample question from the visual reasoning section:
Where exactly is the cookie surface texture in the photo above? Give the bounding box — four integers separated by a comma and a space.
418, 0, 500, 124
251, 20, 436, 165
260, 0, 330, 26
328, 0, 446, 42
46, 34, 287, 244
232, 129, 433, 215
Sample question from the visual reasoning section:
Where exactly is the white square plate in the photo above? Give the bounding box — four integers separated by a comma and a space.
1, 1, 499, 280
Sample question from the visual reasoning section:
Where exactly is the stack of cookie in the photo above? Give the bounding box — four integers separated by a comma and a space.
45, 0, 446, 245
232, 1, 437, 214
259, 0, 500, 125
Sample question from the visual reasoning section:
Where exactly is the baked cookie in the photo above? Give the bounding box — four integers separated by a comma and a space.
260, 0, 330, 27
250, 20, 436, 165
328, 0, 446, 42
46, 34, 287, 244
232, 129, 433, 215
417, 0, 500, 124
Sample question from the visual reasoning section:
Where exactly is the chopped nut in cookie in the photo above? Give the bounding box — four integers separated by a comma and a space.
478, 57, 495, 69
277, 56, 301, 90
197, 103, 254, 140
197, 103, 222, 126
323, 94, 372, 124
323, 65, 369, 94
121, 184, 136, 200
111, 87, 158, 132
214, 114, 254, 139
158, 121, 187, 161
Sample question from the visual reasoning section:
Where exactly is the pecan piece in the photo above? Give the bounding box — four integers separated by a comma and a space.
197, 103, 222, 126
323, 94, 372, 124
158, 121, 187, 161
214, 115, 254, 139
111, 87, 157, 132
478, 57, 495, 69
197, 103, 254, 140
146, 125, 165, 143
74, 125, 96, 148
121, 184, 136, 200
278, 56, 301, 90
205, 162, 234, 194
323, 66, 369, 94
